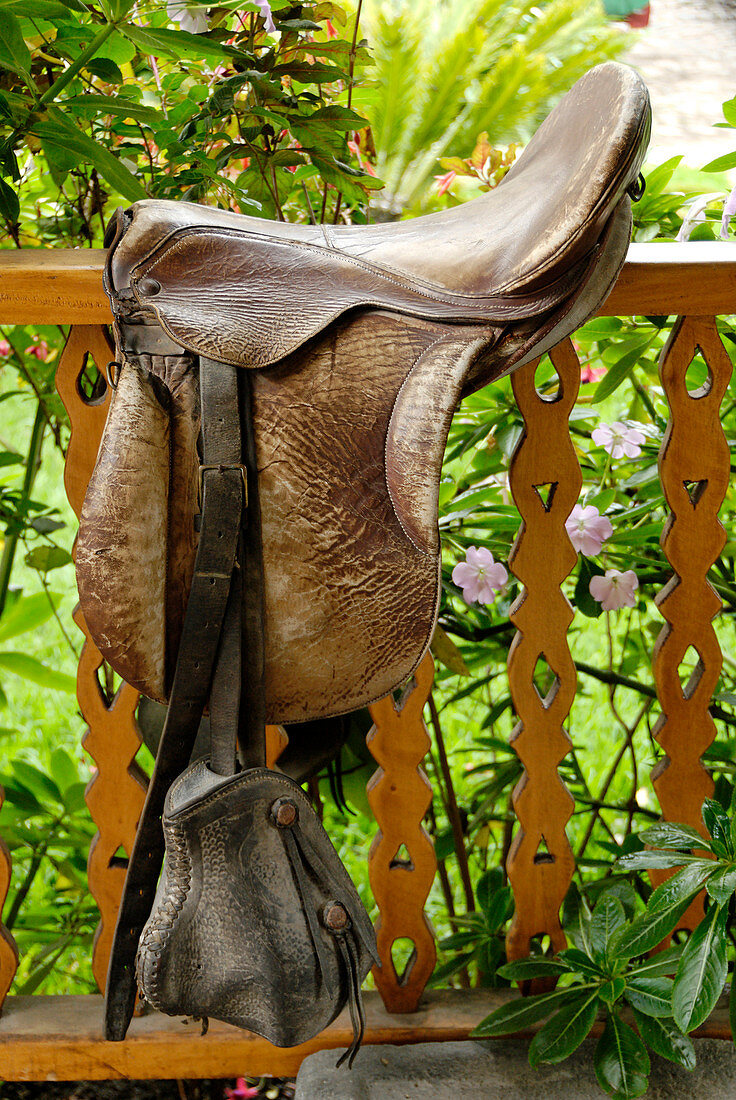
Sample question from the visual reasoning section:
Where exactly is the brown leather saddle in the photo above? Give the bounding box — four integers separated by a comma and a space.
76, 63, 650, 1046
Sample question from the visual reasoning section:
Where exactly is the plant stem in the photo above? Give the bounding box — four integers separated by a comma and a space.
0, 403, 46, 618
332, 0, 363, 224
37, 22, 116, 108
428, 692, 475, 912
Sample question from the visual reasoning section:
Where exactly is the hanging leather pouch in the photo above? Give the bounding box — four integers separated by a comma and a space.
136, 761, 379, 1059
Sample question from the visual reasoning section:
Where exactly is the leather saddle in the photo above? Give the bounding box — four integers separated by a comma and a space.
76, 62, 650, 1045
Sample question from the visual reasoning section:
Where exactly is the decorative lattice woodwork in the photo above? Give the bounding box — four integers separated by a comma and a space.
366, 652, 436, 1012
56, 326, 146, 991
651, 316, 732, 920
505, 340, 582, 961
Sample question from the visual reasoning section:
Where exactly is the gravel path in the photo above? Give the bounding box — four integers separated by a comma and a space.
623, 0, 736, 168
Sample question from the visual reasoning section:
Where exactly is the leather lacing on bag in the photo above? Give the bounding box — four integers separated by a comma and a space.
272, 796, 375, 1068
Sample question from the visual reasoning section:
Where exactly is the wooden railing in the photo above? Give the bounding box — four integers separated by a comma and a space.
0, 242, 734, 1080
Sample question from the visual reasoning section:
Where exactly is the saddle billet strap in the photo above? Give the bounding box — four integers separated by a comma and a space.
104, 356, 247, 1041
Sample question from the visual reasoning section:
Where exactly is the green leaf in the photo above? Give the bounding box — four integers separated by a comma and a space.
0, 652, 76, 693
705, 863, 736, 905
612, 897, 696, 961
32, 112, 146, 202
590, 896, 626, 960
617, 851, 704, 871
639, 818, 713, 851
649, 862, 715, 912
12, 760, 61, 804
672, 903, 727, 1033
599, 977, 626, 1006
472, 986, 585, 1037
497, 957, 572, 981
528, 991, 599, 1067
730, 971, 736, 1045
49, 747, 79, 795
23, 545, 72, 573
722, 96, 736, 128
121, 22, 236, 61
574, 556, 605, 618
591, 339, 653, 404
62, 94, 161, 124
594, 1011, 650, 1099
625, 976, 674, 1018
0, 177, 19, 223
701, 151, 736, 173
629, 944, 684, 979
0, 10, 31, 75
0, 592, 60, 643
558, 947, 605, 978
86, 57, 123, 83
630, 1008, 695, 1070
702, 798, 732, 857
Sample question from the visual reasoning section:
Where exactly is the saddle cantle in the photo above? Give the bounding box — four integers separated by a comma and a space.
76, 62, 651, 1047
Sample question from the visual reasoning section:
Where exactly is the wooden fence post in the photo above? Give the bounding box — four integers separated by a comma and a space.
367, 652, 437, 1012
505, 340, 582, 961
651, 316, 733, 921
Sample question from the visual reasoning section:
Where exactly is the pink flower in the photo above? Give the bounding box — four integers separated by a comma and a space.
452, 546, 508, 605
580, 363, 606, 384
591, 421, 646, 459
224, 1080, 259, 1100
325, 18, 339, 38
721, 184, 736, 240
435, 170, 457, 196
255, 0, 276, 32
0, 339, 11, 357
589, 568, 639, 611
565, 504, 613, 556
26, 339, 50, 361
167, 0, 209, 33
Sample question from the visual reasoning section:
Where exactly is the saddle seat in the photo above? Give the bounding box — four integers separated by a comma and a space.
82, 61, 651, 725
105, 63, 650, 371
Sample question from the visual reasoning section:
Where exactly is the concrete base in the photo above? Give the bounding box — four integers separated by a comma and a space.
295, 1038, 736, 1099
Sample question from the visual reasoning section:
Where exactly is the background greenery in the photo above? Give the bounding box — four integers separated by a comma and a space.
1, 1, 736, 1080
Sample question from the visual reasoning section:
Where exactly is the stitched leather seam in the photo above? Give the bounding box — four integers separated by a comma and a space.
383, 333, 449, 558
134, 226, 586, 311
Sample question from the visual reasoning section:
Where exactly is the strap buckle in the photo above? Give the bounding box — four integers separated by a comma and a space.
199, 463, 249, 506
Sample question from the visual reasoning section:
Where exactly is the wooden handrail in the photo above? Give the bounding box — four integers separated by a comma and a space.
1, 242, 736, 323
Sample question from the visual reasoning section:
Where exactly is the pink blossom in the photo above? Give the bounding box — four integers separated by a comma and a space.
26, 339, 50, 361
224, 1079, 259, 1100
565, 504, 613, 556
591, 421, 646, 459
325, 18, 339, 38
721, 184, 736, 241
452, 546, 508, 605
434, 170, 457, 196
167, 0, 209, 33
589, 568, 639, 611
580, 363, 606, 384
0, 338, 11, 357
255, 0, 276, 32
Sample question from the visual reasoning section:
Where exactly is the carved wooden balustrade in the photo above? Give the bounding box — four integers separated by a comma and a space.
0, 243, 734, 1079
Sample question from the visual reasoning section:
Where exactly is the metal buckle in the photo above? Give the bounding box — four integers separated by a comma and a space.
198, 463, 248, 505
106, 360, 121, 389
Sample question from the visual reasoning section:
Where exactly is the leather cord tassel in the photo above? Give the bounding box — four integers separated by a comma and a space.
280, 826, 337, 996
289, 824, 380, 967
334, 933, 365, 1069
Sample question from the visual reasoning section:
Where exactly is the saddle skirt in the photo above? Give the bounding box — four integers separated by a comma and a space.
77, 62, 650, 726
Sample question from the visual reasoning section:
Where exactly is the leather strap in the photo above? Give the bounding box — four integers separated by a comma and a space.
104, 355, 246, 1040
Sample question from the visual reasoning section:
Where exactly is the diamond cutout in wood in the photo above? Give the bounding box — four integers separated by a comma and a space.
683, 478, 708, 507
532, 653, 561, 707
533, 481, 558, 512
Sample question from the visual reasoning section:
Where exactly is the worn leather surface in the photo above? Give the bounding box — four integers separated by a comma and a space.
79, 62, 651, 717
136, 764, 377, 1044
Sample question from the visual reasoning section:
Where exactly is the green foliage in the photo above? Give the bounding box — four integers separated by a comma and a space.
355, 0, 625, 209
474, 890, 694, 1098
0, 0, 381, 244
